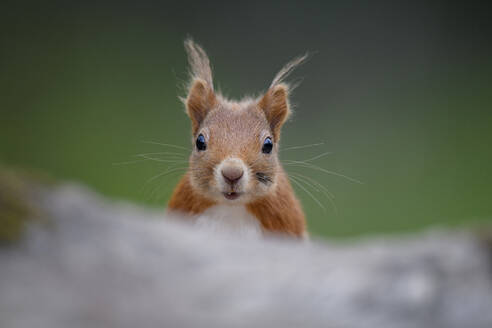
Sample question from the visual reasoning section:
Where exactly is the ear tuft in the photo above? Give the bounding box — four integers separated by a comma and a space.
184, 38, 214, 90
258, 83, 291, 141
258, 53, 308, 141
270, 53, 308, 88
183, 38, 216, 134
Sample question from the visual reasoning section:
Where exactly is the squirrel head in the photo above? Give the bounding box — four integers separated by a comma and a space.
182, 39, 307, 204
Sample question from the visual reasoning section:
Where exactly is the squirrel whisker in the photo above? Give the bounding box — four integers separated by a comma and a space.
288, 172, 338, 215
284, 161, 363, 185
140, 166, 188, 200
298, 151, 333, 163
136, 151, 187, 157
288, 172, 335, 199
112, 159, 151, 166
113, 152, 187, 166
141, 140, 189, 152
282, 142, 325, 151
288, 175, 326, 212
136, 154, 188, 164
255, 172, 272, 184
280, 150, 333, 166
145, 166, 188, 185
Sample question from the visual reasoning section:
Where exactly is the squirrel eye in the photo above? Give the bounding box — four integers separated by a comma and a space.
196, 134, 207, 151
262, 137, 273, 154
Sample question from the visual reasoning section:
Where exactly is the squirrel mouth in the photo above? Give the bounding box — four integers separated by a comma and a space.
223, 192, 241, 200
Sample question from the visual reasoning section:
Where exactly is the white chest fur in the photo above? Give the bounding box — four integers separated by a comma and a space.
194, 205, 263, 239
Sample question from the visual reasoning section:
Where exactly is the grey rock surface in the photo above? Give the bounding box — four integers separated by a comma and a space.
1, 182, 491, 328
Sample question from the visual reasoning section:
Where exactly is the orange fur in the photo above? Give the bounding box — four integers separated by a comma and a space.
168, 172, 216, 214
246, 169, 306, 237
168, 170, 306, 238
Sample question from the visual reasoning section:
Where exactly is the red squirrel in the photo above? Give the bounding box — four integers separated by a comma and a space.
167, 39, 307, 238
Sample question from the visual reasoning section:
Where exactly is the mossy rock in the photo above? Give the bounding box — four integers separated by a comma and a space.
0, 168, 47, 244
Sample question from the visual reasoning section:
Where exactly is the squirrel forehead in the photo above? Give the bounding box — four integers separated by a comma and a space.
201, 104, 271, 141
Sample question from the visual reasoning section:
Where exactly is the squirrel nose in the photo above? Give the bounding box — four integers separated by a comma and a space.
221, 166, 244, 185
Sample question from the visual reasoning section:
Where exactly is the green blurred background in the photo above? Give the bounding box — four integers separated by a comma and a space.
1, 1, 491, 238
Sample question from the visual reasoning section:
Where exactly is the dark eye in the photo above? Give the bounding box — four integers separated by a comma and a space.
196, 134, 207, 151
262, 137, 273, 154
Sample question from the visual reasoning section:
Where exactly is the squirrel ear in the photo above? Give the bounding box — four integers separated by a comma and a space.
186, 78, 216, 135
183, 39, 216, 135
258, 83, 291, 141
258, 53, 307, 141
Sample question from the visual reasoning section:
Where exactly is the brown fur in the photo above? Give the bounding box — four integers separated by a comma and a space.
246, 169, 306, 237
169, 169, 305, 237
168, 39, 308, 238
168, 172, 216, 214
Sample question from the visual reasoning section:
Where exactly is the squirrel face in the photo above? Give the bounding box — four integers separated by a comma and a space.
189, 99, 279, 203
182, 40, 307, 204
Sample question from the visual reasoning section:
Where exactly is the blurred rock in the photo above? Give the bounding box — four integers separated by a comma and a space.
0, 180, 491, 328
